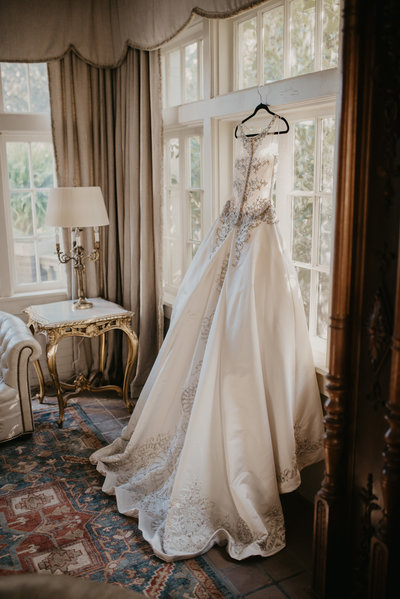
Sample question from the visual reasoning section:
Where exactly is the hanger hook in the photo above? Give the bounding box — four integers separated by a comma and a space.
257, 86, 264, 104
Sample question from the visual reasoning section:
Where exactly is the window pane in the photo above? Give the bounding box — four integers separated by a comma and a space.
14, 239, 36, 284
189, 190, 202, 242
168, 138, 179, 185
189, 136, 201, 188
168, 50, 181, 106
263, 5, 284, 82
292, 196, 313, 263
168, 238, 183, 287
31, 142, 54, 188
184, 42, 198, 103
38, 237, 62, 282
1, 63, 29, 112
35, 191, 51, 234
322, 0, 340, 69
294, 120, 315, 191
321, 117, 335, 192
238, 18, 257, 89
296, 266, 311, 326
6, 142, 30, 189
191, 243, 200, 259
319, 196, 332, 266
290, 0, 316, 76
10, 192, 33, 235
165, 188, 181, 237
317, 271, 330, 338
29, 63, 50, 113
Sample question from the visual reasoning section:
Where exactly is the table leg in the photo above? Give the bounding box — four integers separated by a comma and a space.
46, 340, 65, 428
89, 333, 107, 386
99, 333, 106, 376
121, 325, 138, 411
32, 359, 45, 403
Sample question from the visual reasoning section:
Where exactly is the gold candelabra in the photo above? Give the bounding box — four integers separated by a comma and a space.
56, 227, 101, 310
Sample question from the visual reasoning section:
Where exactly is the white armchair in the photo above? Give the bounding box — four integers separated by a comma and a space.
0, 311, 42, 442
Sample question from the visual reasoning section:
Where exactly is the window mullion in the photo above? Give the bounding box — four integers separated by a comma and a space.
26, 65, 32, 112
315, 0, 323, 71
180, 48, 185, 105
184, 135, 190, 270
28, 142, 40, 284
257, 9, 263, 86
283, 0, 291, 79
309, 267, 318, 338
165, 54, 170, 108
0, 65, 3, 112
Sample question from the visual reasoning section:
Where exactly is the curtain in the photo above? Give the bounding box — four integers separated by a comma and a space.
0, 0, 265, 65
48, 49, 163, 397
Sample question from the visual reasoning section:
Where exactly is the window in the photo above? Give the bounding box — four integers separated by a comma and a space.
273, 105, 335, 363
1, 62, 50, 113
236, 0, 340, 88
163, 129, 203, 298
0, 63, 64, 298
163, 33, 204, 107
161, 1, 342, 369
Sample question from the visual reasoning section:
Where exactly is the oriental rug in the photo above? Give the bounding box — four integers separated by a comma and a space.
0, 404, 235, 598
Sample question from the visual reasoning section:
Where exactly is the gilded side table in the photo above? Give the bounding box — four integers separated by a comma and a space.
24, 297, 138, 427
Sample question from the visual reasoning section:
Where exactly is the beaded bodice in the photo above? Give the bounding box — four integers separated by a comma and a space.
233, 116, 278, 218
212, 116, 279, 265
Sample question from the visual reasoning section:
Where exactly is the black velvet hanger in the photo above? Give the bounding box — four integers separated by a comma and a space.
234, 102, 290, 138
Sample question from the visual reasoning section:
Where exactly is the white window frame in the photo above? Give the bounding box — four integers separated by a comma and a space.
0, 131, 64, 295
0, 65, 67, 314
162, 20, 205, 108
274, 101, 337, 366
163, 126, 204, 302
234, 0, 341, 89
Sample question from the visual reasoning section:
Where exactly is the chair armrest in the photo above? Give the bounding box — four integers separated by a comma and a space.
0, 311, 42, 390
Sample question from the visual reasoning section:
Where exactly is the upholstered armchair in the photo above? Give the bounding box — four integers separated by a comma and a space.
0, 311, 41, 442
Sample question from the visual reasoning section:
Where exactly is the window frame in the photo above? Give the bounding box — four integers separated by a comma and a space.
0, 131, 65, 295
233, 0, 341, 90
162, 20, 205, 108
163, 126, 204, 302
0, 63, 67, 309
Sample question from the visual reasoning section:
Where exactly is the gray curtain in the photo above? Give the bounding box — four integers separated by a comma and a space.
48, 48, 163, 397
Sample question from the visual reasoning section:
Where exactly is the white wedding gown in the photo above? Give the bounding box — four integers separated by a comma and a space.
90, 115, 324, 562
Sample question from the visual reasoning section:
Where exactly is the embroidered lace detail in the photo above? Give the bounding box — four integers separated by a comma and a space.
276, 422, 324, 484
232, 204, 277, 266
211, 116, 279, 265
294, 422, 324, 469
276, 458, 298, 485
257, 504, 286, 553
216, 254, 229, 291
201, 312, 215, 339
163, 480, 285, 558
101, 310, 217, 526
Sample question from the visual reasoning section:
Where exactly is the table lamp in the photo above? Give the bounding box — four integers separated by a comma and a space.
45, 187, 109, 310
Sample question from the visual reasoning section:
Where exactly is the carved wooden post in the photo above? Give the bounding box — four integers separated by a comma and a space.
312, 1, 365, 595
369, 234, 400, 598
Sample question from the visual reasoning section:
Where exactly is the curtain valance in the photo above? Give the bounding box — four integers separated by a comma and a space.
0, 0, 265, 67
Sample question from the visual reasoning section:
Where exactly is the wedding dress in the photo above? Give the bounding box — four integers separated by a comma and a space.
90, 115, 324, 562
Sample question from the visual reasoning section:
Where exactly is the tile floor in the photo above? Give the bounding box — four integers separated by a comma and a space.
34, 392, 317, 599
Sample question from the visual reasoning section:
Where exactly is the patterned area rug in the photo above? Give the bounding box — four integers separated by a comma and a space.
0, 404, 235, 598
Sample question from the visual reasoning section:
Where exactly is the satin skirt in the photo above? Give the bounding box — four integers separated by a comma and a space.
90, 218, 324, 561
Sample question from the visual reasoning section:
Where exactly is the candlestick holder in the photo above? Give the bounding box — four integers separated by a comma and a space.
56, 227, 101, 310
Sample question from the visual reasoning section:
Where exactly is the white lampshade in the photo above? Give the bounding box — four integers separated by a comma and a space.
45, 187, 109, 227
